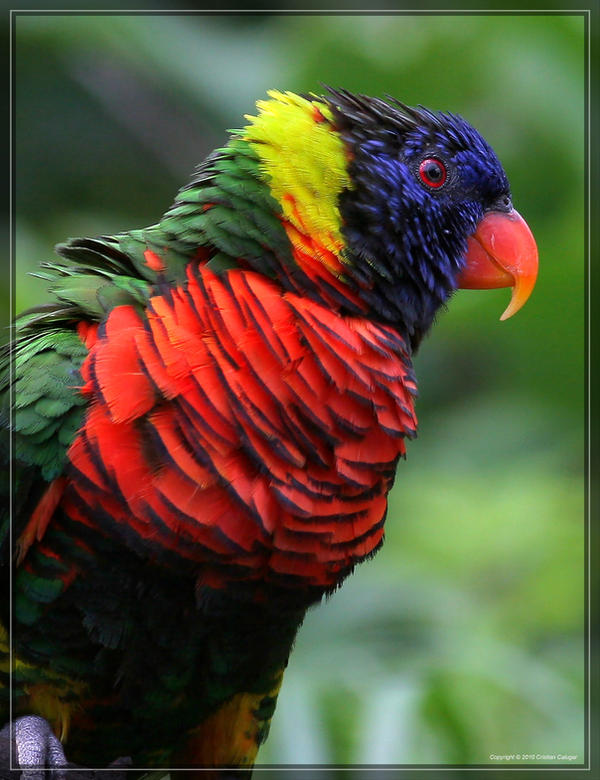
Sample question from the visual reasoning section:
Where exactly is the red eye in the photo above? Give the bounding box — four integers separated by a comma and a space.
419, 158, 447, 188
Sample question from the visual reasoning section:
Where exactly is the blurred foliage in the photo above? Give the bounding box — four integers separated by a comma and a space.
11, 11, 585, 769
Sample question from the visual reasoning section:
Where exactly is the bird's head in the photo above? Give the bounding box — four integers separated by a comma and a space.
326, 89, 538, 342
178, 89, 538, 349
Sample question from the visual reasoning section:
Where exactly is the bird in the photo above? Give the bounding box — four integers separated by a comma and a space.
0, 88, 538, 774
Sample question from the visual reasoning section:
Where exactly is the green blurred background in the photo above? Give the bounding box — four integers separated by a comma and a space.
11, 11, 586, 769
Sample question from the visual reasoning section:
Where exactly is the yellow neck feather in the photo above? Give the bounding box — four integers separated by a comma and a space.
243, 90, 351, 258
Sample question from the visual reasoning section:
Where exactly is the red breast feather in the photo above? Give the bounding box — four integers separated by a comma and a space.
65, 265, 418, 591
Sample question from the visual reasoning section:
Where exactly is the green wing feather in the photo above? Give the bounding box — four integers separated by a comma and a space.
1, 134, 280, 561
0, 231, 159, 564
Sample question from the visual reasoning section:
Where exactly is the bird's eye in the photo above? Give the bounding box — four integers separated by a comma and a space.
418, 158, 447, 189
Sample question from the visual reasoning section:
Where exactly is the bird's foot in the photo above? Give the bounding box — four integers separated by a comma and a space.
1, 715, 66, 780
1, 718, 134, 780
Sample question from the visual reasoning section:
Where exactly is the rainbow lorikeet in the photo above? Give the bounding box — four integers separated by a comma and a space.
0, 88, 538, 773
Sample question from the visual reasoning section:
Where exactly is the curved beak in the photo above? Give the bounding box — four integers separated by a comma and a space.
458, 208, 539, 320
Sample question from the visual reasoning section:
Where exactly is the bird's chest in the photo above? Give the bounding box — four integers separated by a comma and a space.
65, 267, 419, 591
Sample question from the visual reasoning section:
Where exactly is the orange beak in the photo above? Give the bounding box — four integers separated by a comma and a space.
458, 208, 539, 320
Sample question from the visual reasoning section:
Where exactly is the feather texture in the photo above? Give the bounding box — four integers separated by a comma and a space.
1, 88, 534, 770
